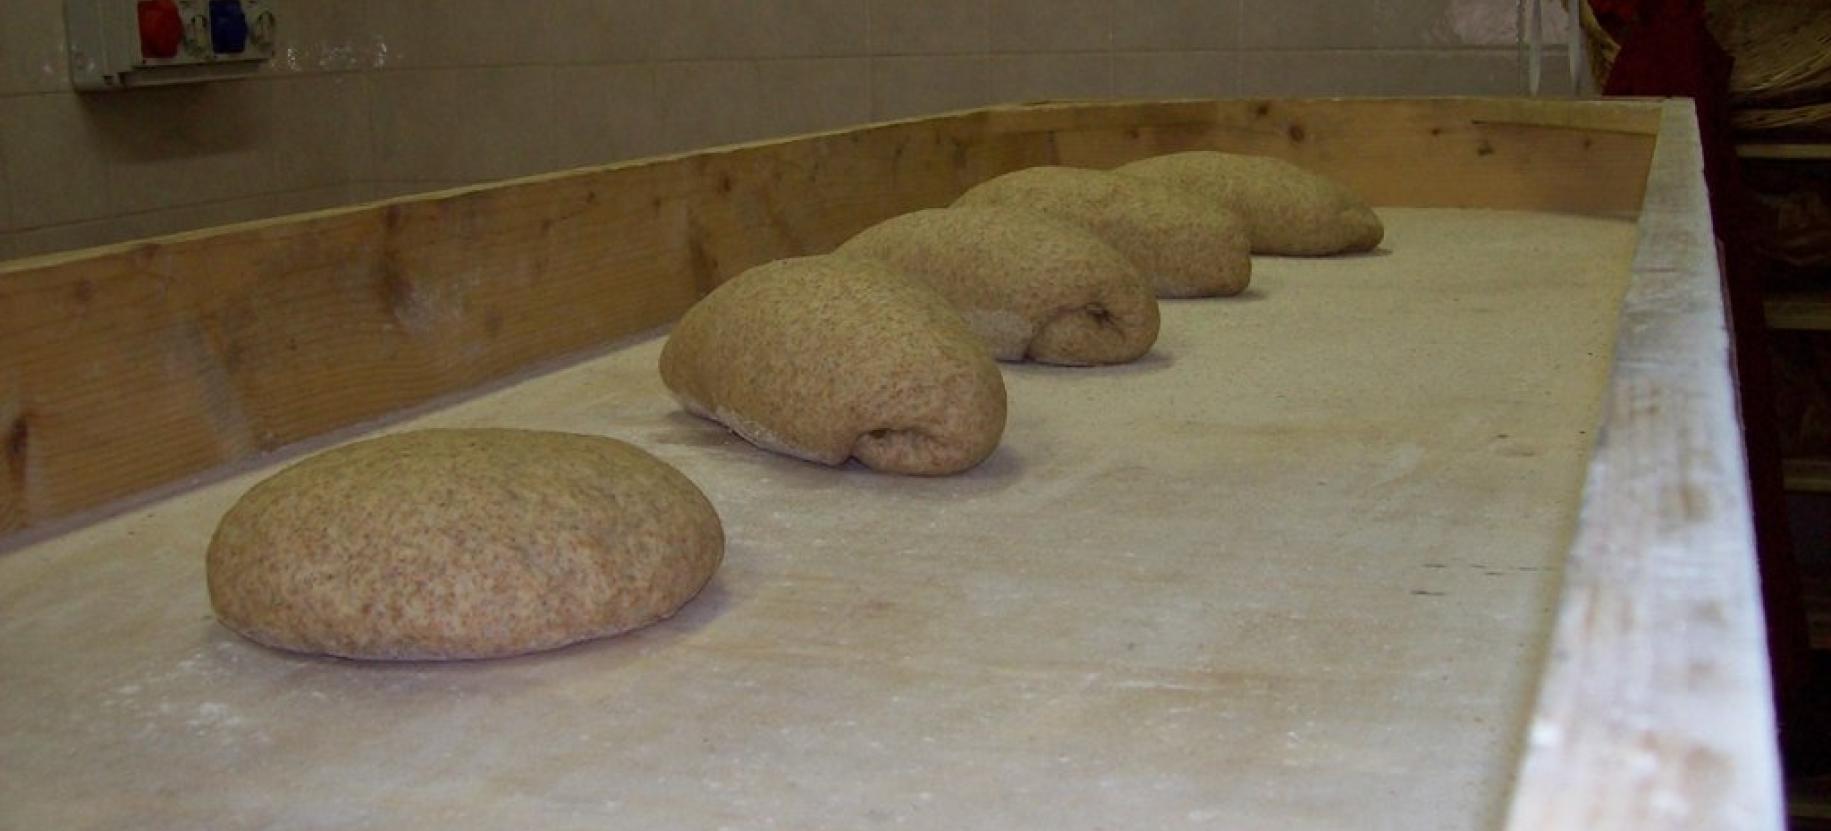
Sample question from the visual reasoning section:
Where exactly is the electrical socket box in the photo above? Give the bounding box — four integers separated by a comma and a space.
65, 0, 276, 91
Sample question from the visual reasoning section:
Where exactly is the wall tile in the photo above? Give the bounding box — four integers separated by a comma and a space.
654, 61, 766, 151
1113, 51, 1242, 99
550, 63, 662, 168
0, 93, 114, 228
1, 0, 70, 95
271, 0, 385, 74
871, 56, 994, 120
988, 53, 1114, 104
123, 184, 354, 240
1, 185, 355, 261
771, 0, 872, 57
1530, 0, 1576, 47
335, 182, 369, 211
653, 57, 870, 152
1237, 49, 1522, 96
367, 0, 561, 69
268, 75, 371, 191
1111, 0, 1242, 51
990, 0, 1112, 52
1239, 0, 1521, 49
652, 0, 869, 60
547, 0, 664, 63
361, 180, 478, 203
756, 59, 874, 137
0, 0, 1587, 263
0, 113, 12, 231
869, 0, 989, 55
1526, 46, 1588, 97
86, 81, 275, 215
369, 67, 557, 183
174, 185, 357, 230
0, 219, 121, 261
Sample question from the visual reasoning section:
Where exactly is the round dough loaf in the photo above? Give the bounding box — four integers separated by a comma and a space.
206, 429, 723, 661
836, 207, 1161, 365
1116, 151, 1384, 257
954, 166, 1251, 299
659, 255, 1006, 475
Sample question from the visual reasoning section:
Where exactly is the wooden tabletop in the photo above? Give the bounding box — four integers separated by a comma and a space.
1, 208, 1639, 830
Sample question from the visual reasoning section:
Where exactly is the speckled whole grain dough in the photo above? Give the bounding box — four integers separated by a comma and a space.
1116, 151, 1384, 256
206, 429, 724, 661
954, 166, 1252, 299
836, 207, 1161, 365
659, 255, 1006, 475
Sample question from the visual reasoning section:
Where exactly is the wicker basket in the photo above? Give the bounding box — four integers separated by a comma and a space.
1581, 0, 1831, 131
1756, 185, 1831, 266
1735, 101, 1831, 135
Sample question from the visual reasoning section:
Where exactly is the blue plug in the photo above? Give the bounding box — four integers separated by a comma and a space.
209, 0, 248, 55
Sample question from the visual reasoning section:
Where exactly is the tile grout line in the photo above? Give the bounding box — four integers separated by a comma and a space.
353, 71, 377, 197
1105, 3, 1116, 96
2, 181, 354, 240
0, 99, 12, 234
864, 0, 878, 121
227, 41, 1547, 80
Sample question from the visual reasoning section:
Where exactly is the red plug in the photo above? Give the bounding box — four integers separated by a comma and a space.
138, 0, 183, 59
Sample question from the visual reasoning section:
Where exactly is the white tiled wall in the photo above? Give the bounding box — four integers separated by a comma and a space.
0, 0, 1579, 261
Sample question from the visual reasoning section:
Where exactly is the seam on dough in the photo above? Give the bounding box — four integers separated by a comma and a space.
714, 406, 839, 466
956, 308, 1035, 361
673, 392, 715, 420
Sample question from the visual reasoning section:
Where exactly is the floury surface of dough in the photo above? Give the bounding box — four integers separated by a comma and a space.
659, 255, 1007, 475
1117, 151, 1384, 256
838, 207, 1161, 365
955, 166, 1252, 299
206, 428, 725, 661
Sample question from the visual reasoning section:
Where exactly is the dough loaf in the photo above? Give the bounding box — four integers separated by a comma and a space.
955, 166, 1251, 299
206, 429, 724, 661
837, 207, 1160, 365
1116, 151, 1384, 256
659, 255, 1006, 475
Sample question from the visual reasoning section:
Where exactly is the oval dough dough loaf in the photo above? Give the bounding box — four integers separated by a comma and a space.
1116, 151, 1384, 256
954, 166, 1251, 299
206, 428, 724, 661
659, 255, 1006, 475
836, 207, 1161, 365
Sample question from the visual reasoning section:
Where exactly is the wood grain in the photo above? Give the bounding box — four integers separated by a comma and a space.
1, 173, 701, 534
1041, 97, 1662, 214
1502, 101, 1784, 831
0, 98, 1665, 539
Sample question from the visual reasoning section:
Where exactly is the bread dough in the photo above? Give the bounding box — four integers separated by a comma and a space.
836, 207, 1161, 365
955, 166, 1251, 299
206, 429, 724, 661
659, 255, 1006, 475
1116, 151, 1384, 256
